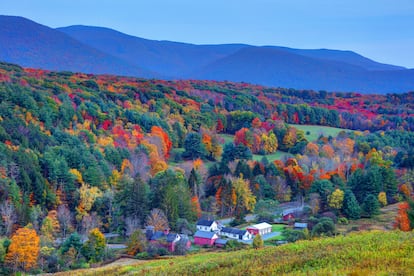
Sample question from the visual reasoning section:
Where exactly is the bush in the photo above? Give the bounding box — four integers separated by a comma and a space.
338, 217, 349, 225
147, 244, 169, 258
135, 252, 150, 260
225, 240, 247, 251
283, 229, 307, 242
311, 217, 336, 237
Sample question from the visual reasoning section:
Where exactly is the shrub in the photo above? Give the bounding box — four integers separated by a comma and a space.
311, 217, 336, 237
283, 229, 307, 242
338, 217, 349, 225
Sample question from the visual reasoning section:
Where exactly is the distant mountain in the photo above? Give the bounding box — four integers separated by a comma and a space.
273, 47, 405, 71
192, 47, 414, 92
57, 25, 247, 77
0, 16, 155, 77
1, 15, 413, 93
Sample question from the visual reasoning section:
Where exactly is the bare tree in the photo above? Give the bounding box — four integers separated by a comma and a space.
145, 208, 169, 231
57, 204, 73, 238
0, 201, 16, 236
125, 217, 140, 237
81, 212, 101, 237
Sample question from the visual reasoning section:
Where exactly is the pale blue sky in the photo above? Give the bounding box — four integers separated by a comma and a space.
1, 0, 413, 68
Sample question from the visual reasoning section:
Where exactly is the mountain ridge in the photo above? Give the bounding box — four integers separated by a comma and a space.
1, 15, 413, 93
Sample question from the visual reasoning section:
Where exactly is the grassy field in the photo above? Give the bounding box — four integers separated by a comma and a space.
336, 203, 399, 234
252, 151, 290, 162
57, 231, 414, 275
219, 134, 234, 144
290, 124, 348, 141
272, 224, 286, 232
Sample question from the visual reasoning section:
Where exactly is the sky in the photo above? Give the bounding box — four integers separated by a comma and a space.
1, 0, 414, 68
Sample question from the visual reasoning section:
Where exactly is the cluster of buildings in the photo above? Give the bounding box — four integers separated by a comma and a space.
194, 219, 272, 247
144, 219, 276, 253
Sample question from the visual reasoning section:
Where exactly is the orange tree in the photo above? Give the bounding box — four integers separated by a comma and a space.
5, 227, 40, 272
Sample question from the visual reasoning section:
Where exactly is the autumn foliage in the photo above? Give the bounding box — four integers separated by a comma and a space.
395, 202, 411, 231
5, 227, 40, 272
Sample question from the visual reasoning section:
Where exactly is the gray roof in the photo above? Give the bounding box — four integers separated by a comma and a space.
166, 233, 179, 243
221, 227, 247, 235
214, 238, 228, 245
294, 222, 308, 229
150, 231, 165, 240
194, 230, 217, 239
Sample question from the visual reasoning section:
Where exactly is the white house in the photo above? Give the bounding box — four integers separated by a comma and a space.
219, 227, 252, 241
196, 219, 219, 232
246, 222, 272, 236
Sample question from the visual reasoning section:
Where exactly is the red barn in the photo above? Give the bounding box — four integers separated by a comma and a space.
194, 230, 219, 246
283, 213, 295, 221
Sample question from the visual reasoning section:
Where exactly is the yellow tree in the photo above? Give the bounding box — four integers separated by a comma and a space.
261, 132, 278, 154
378, 192, 387, 207
76, 183, 103, 221
5, 227, 40, 272
231, 176, 256, 218
328, 189, 344, 210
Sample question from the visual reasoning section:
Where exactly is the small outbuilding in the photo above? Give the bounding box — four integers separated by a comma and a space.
293, 222, 308, 230
214, 238, 228, 248
246, 222, 272, 236
194, 230, 219, 246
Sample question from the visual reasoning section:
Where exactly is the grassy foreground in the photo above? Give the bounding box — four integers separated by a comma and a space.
58, 231, 414, 275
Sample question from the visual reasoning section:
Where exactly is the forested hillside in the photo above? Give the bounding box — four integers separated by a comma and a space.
1, 62, 414, 273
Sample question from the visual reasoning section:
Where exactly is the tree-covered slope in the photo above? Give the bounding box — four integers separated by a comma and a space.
1, 62, 414, 274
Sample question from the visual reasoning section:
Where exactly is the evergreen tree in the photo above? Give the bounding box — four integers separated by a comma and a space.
342, 190, 361, 219
182, 132, 206, 160
361, 194, 380, 218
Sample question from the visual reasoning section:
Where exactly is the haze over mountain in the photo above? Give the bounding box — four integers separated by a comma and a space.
1, 15, 413, 93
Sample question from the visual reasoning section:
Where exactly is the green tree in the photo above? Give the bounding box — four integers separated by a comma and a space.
311, 217, 335, 237
342, 190, 361, 219
116, 176, 150, 225
182, 132, 206, 160
361, 194, 380, 218
126, 230, 147, 256
310, 180, 334, 211
82, 228, 106, 263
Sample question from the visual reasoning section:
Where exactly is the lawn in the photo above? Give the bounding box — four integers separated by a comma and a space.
290, 124, 348, 141
253, 151, 292, 162
271, 224, 286, 232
